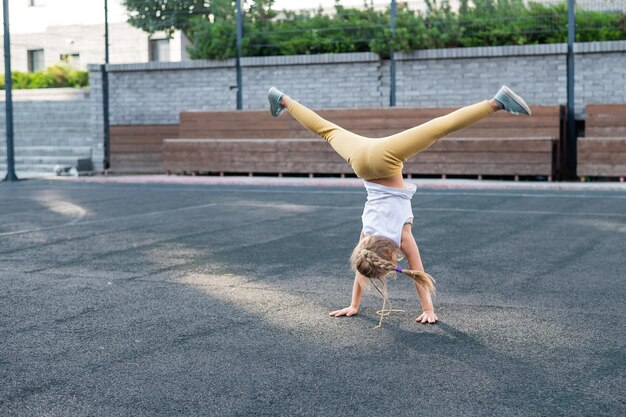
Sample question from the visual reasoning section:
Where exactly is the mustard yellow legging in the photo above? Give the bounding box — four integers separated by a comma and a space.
287, 100, 494, 180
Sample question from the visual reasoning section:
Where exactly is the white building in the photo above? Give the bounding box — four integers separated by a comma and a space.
0, 0, 190, 72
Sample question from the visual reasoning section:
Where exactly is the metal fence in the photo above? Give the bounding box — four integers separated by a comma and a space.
237, 0, 626, 60
0, 89, 92, 180
1, 0, 97, 180
2, 0, 625, 181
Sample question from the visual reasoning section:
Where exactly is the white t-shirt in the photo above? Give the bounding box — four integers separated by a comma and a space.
361, 180, 416, 247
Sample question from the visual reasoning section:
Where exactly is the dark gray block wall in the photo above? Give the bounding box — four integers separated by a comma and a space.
4, 41, 624, 173
0, 92, 93, 176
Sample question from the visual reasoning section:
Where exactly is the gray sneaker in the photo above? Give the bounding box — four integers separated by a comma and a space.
494, 85, 532, 116
268, 87, 285, 117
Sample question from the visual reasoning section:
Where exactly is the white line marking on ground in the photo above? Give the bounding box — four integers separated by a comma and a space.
15, 182, 626, 200
51, 175, 626, 192
0, 198, 89, 237
3, 199, 625, 239
0, 203, 219, 237
418, 207, 626, 218
234, 203, 626, 218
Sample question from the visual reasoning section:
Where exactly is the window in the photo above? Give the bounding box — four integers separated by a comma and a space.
60, 53, 80, 69
29, 0, 45, 6
27, 49, 44, 72
149, 39, 170, 62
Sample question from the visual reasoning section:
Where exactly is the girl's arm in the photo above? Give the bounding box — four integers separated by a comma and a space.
329, 233, 366, 317
328, 273, 364, 317
401, 225, 438, 324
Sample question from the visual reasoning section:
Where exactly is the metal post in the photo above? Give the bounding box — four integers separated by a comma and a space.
235, 0, 243, 110
390, 0, 397, 107
105, 0, 110, 64
102, 65, 110, 171
3, 0, 18, 181
565, 0, 576, 180
103, 0, 110, 170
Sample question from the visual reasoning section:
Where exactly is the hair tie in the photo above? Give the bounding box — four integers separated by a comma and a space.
360, 249, 368, 256
395, 266, 403, 273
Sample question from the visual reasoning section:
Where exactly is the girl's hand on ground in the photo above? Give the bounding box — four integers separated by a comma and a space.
329, 306, 359, 317
416, 310, 438, 324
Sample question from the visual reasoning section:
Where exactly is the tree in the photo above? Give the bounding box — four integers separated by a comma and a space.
122, 0, 216, 36
186, 0, 280, 59
123, 0, 626, 59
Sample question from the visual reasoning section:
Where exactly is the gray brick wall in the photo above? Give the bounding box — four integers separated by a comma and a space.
95, 61, 236, 125
577, 44, 626, 116
6, 101, 90, 145
395, 42, 626, 117
89, 53, 387, 125
396, 54, 565, 108
0, 98, 93, 175
92, 41, 626, 129
1, 41, 623, 176
58, 40, 626, 171
242, 53, 385, 110
89, 68, 106, 172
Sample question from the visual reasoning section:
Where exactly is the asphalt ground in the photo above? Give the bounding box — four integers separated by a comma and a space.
1, 179, 625, 416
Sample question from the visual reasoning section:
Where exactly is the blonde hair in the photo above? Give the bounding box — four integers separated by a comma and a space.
350, 235, 436, 328
351, 235, 436, 295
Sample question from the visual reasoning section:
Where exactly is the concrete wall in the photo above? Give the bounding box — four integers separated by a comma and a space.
3, 41, 623, 174
90, 41, 626, 129
0, 100, 91, 145
0, 95, 93, 176
89, 69, 106, 171
89, 53, 386, 126
396, 42, 626, 116
0, 88, 89, 102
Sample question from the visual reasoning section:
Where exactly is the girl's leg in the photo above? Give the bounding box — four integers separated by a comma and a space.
284, 98, 367, 164
377, 100, 496, 164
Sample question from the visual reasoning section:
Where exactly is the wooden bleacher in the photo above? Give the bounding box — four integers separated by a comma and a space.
110, 125, 179, 174
578, 105, 626, 179
163, 106, 561, 179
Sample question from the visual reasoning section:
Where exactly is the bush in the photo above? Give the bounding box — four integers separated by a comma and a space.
185, 0, 626, 60
0, 65, 89, 90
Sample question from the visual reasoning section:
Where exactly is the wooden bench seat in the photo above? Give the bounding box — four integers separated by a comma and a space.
404, 137, 555, 176
179, 106, 559, 139
578, 137, 626, 178
163, 106, 560, 178
110, 125, 178, 173
164, 137, 556, 177
164, 139, 350, 175
578, 105, 626, 179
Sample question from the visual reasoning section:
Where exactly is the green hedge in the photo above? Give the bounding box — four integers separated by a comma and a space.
0, 65, 89, 90
186, 0, 626, 60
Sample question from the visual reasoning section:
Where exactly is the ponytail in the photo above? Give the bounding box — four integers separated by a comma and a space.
396, 267, 436, 296
350, 237, 437, 328
356, 248, 437, 296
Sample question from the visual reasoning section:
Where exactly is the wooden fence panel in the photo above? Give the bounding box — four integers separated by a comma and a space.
577, 138, 626, 177
578, 105, 626, 177
178, 106, 560, 140
164, 138, 556, 177
110, 125, 178, 173
115, 105, 560, 177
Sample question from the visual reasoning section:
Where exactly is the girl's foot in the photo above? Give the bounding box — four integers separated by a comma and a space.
493, 85, 532, 116
268, 87, 286, 117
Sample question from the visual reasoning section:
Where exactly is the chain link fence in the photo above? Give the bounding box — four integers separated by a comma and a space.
2, 0, 625, 180
1, 0, 98, 180
191, 0, 626, 61
0, 88, 92, 179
